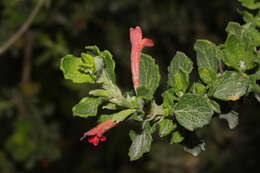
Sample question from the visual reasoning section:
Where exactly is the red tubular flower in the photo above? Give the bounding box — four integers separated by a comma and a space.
80, 120, 117, 146
129, 26, 154, 88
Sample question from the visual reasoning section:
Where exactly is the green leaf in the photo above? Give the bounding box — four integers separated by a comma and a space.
138, 53, 160, 99
128, 123, 153, 161
173, 70, 190, 97
89, 89, 111, 97
184, 142, 205, 156
223, 22, 259, 71
174, 94, 213, 131
225, 22, 241, 36
129, 113, 144, 121
198, 67, 217, 85
112, 109, 136, 123
159, 119, 177, 137
60, 55, 95, 83
170, 131, 184, 144
190, 82, 207, 94
72, 97, 101, 118
162, 88, 176, 114
208, 100, 221, 114
5, 120, 35, 161
85, 45, 100, 57
238, 0, 260, 9
255, 92, 260, 102
102, 103, 117, 110
97, 114, 112, 123
168, 51, 193, 88
136, 86, 153, 100
223, 35, 256, 71
213, 71, 250, 101
226, 22, 260, 46
219, 111, 239, 129
194, 40, 219, 72
100, 50, 116, 84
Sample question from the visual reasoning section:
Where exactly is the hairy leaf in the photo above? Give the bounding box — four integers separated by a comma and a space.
128, 123, 153, 161
170, 131, 184, 144
60, 55, 95, 83
213, 71, 250, 101
72, 97, 101, 118
219, 111, 239, 129
112, 109, 136, 123
184, 142, 206, 156
159, 119, 177, 137
174, 94, 213, 131
194, 40, 219, 72
100, 50, 116, 84
138, 53, 160, 99
168, 51, 193, 88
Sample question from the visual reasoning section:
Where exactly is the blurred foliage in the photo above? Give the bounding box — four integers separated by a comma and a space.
0, 0, 260, 173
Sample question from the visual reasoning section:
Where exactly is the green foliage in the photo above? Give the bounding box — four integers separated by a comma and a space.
168, 51, 193, 97
128, 123, 153, 161
72, 97, 101, 118
213, 71, 250, 101
60, 55, 96, 83
159, 119, 177, 137
219, 111, 239, 129
238, 0, 260, 9
59, 0, 260, 162
170, 131, 184, 144
137, 53, 160, 100
174, 94, 213, 131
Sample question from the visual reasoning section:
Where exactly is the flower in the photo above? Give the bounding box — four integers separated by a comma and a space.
129, 26, 154, 88
80, 120, 117, 146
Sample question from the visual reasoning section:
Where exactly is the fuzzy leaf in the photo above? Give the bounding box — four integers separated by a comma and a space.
72, 97, 101, 118
89, 89, 111, 97
219, 111, 239, 129
223, 22, 258, 71
168, 51, 193, 88
98, 115, 112, 123
60, 55, 95, 83
255, 92, 260, 103
174, 94, 213, 131
159, 119, 177, 137
137, 53, 160, 99
136, 86, 152, 100
112, 109, 136, 123
198, 67, 217, 85
209, 100, 221, 114
213, 71, 250, 101
162, 88, 176, 114
128, 123, 153, 161
184, 142, 206, 156
190, 82, 207, 94
100, 50, 116, 84
173, 70, 190, 97
85, 45, 100, 57
102, 103, 117, 110
170, 131, 184, 144
194, 40, 219, 72
238, 0, 260, 9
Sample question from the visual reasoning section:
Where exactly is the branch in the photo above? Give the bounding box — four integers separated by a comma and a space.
20, 32, 34, 86
0, 0, 45, 55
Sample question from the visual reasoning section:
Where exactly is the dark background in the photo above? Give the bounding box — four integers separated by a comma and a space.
0, 0, 259, 173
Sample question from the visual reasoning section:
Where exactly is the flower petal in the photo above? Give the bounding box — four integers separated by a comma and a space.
141, 38, 154, 48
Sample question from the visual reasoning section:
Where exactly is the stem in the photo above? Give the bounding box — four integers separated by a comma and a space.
20, 32, 34, 86
0, 0, 45, 55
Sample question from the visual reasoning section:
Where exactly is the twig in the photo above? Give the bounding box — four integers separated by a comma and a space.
0, 0, 45, 55
20, 32, 34, 86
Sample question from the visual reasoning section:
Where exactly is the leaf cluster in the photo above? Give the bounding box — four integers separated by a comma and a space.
60, 1, 260, 160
